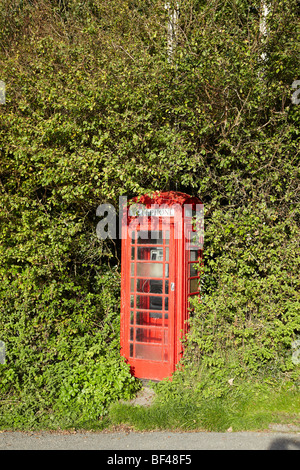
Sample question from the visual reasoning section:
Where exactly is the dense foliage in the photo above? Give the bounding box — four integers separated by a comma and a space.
0, 0, 299, 428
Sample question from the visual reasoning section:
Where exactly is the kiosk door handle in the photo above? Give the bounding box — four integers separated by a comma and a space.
171, 282, 175, 291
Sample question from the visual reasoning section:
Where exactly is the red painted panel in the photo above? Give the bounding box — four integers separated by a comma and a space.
120, 191, 202, 381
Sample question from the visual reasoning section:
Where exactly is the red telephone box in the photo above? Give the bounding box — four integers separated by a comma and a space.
120, 191, 203, 381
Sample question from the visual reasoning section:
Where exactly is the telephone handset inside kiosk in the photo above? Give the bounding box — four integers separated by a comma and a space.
149, 248, 165, 317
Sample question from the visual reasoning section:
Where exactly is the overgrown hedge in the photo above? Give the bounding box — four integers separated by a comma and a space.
0, 0, 299, 428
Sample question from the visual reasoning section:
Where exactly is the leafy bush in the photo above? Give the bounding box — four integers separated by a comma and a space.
185, 203, 300, 376
0, 268, 139, 429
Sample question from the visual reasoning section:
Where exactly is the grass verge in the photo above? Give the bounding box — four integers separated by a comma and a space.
1, 375, 299, 432
108, 382, 300, 433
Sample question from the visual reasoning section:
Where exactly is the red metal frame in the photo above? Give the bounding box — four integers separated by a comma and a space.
120, 191, 202, 381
